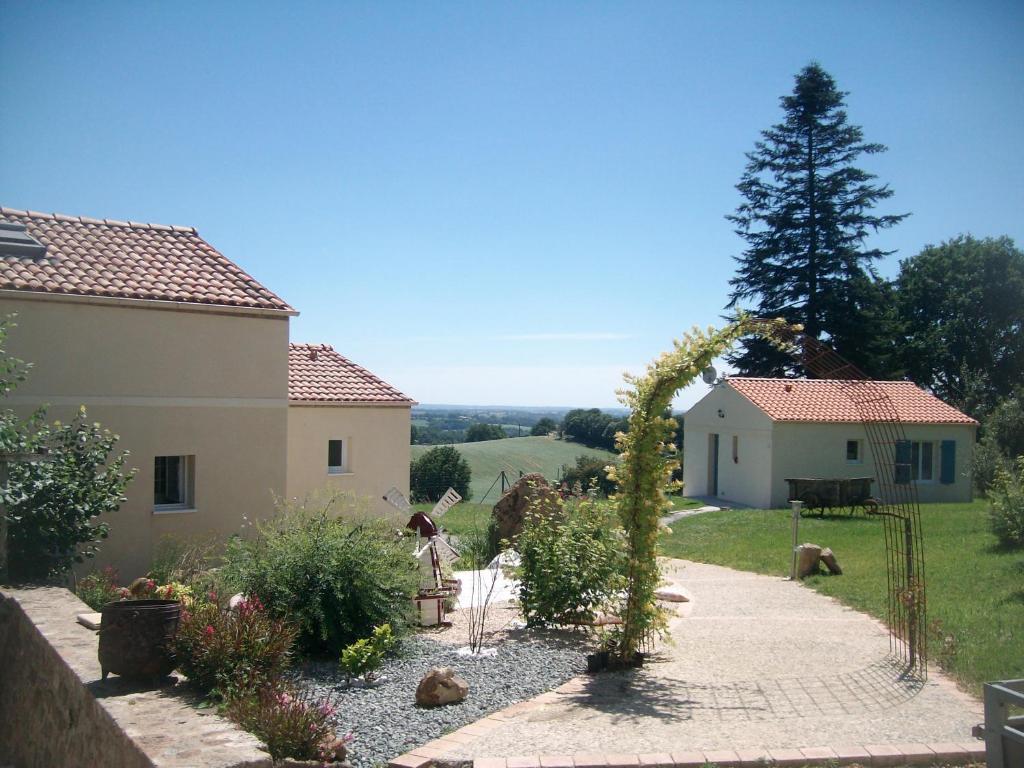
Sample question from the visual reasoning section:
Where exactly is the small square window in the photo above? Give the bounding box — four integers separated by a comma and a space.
846, 440, 861, 463
154, 455, 195, 511
328, 439, 345, 474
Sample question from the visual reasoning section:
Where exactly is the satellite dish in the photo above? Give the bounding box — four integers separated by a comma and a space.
702, 366, 717, 384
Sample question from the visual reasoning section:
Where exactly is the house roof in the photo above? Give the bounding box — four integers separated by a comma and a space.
725, 377, 978, 425
0, 207, 294, 313
288, 343, 415, 405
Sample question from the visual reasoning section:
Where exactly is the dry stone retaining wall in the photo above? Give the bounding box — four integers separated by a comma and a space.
0, 586, 274, 768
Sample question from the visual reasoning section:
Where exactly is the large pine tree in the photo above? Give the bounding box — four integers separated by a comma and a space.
725, 63, 907, 377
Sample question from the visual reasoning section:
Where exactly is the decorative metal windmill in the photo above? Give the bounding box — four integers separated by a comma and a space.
383, 486, 462, 595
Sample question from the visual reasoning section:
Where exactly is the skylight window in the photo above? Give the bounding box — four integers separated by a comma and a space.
0, 222, 47, 258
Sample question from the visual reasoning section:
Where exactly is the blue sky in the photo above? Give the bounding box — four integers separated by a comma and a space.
2, 2, 1022, 409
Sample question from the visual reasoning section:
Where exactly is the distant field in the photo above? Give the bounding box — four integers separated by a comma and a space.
411, 436, 617, 503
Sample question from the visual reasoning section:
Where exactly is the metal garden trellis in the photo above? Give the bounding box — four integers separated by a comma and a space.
755, 320, 929, 679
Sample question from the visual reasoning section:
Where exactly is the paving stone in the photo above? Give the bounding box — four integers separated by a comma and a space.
864, 744, 903, 766
670, 752, 706, 768
637, 753, 674, 768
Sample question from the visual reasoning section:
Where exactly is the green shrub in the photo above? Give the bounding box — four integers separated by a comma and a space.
339, 623, 395, 683
410, 445, 471, 502
220, 493, 419, 654
989, 457, 1024, 547
172, 596, 296, 700
513, 498, 627, 626
75, 566, 123, 610
226, 685, 347, 762
559, 454, 617, 497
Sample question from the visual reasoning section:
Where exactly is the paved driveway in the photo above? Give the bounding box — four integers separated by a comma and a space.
441, 559, 983, 761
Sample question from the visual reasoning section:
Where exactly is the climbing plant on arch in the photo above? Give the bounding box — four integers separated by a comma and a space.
609, 315, 795, 662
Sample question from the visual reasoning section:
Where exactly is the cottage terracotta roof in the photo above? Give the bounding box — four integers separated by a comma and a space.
726, 377, 978, 425
289, 343, 414, 405
0, 207, 294, 312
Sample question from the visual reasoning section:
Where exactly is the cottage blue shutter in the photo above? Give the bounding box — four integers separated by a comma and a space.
894, 440, 912, 485
940, 440, 956, 484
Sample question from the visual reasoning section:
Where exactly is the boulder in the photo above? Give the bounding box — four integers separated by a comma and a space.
416, 667, 469, 708
820, 547, 843, 575
491, 473, 562, 543
796, 543, 823, 579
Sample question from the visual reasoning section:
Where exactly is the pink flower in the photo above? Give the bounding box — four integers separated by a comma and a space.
203, 625, 215, 637
317, 702, 336, 717
207, 591, 218, 603
145, 579, 155, 591
309, 722, 317, 732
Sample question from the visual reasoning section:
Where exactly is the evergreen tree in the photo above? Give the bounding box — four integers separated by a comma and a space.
725, 63, 908, 377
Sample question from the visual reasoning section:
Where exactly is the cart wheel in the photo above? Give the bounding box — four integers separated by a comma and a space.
802, 495, 819, 516
864, 498, 880, 516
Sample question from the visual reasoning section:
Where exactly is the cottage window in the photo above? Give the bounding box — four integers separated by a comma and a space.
895, 440, 935, 484
912, 441, 934, 482
732, 435, 739, 463
154, 455, 195, 512
328, 439, 346, 474
846, 440, 862, 464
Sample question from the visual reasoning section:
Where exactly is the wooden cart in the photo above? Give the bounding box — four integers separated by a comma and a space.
785, 477, 879, 517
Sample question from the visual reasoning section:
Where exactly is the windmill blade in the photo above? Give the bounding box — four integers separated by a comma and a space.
430, 487, 462, 518
382, 487, 412, 514
432, 536, 461, 563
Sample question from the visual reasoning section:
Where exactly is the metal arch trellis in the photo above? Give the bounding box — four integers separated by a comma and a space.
753, 320, 928, 680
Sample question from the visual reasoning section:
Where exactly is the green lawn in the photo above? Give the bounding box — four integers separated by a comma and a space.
414, 501, 492, 537
660, 501, 1024, 695
411, 436, 617, 503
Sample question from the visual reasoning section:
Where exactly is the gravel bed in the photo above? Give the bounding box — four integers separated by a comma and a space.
296, 634, 585, 768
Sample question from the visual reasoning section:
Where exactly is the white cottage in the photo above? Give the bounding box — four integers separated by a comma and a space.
682, 377, 978, 509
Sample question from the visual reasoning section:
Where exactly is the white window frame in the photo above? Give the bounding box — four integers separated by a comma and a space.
911, 440, 935, 484
153, 455, 196, 514
846, 439, 863, 464
327, 439, 348, 475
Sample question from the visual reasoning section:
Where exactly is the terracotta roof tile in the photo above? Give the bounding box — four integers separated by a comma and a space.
726, 377, 977, 425
289, 343, 415, 405
0, 206, 293, 312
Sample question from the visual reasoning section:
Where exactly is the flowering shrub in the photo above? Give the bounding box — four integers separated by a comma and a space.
172, 596, 296, 699
339, 623, 395, 683
75, 566, 122, 610
226, 685, 350, 762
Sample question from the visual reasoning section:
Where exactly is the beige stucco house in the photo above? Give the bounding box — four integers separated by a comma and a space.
0, 206, 412, 579
683, 377, 978, 509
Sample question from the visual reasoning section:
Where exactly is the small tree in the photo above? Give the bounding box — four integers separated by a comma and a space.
5, 409, 135, 580
530, 418, 558, 437
0, 317, 134, 581
409, 445, 471, 502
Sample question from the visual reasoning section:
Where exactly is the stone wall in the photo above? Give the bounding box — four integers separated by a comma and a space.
0, 587, 274, 768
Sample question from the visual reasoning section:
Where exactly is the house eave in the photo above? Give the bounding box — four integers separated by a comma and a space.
288, 399, 417, 408
0, 287, 299, 319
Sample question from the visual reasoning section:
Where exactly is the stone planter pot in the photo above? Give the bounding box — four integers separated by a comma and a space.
98, 599, 181, 682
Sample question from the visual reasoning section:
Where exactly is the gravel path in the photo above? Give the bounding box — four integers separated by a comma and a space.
443, 559, 984, 759
297, 628, 585, 768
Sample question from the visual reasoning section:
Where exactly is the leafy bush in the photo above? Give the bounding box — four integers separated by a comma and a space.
226, 685, 348, 762
148, 534, 219, 585
514, 498, 627, 626
410, 445, 471, 502
173, 596, 296, 699
989, 457, 1024, 548
75, 566, 123, 610
221, 494, 419, 654
339, 623, 395, 683
559, 455, 617, 497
